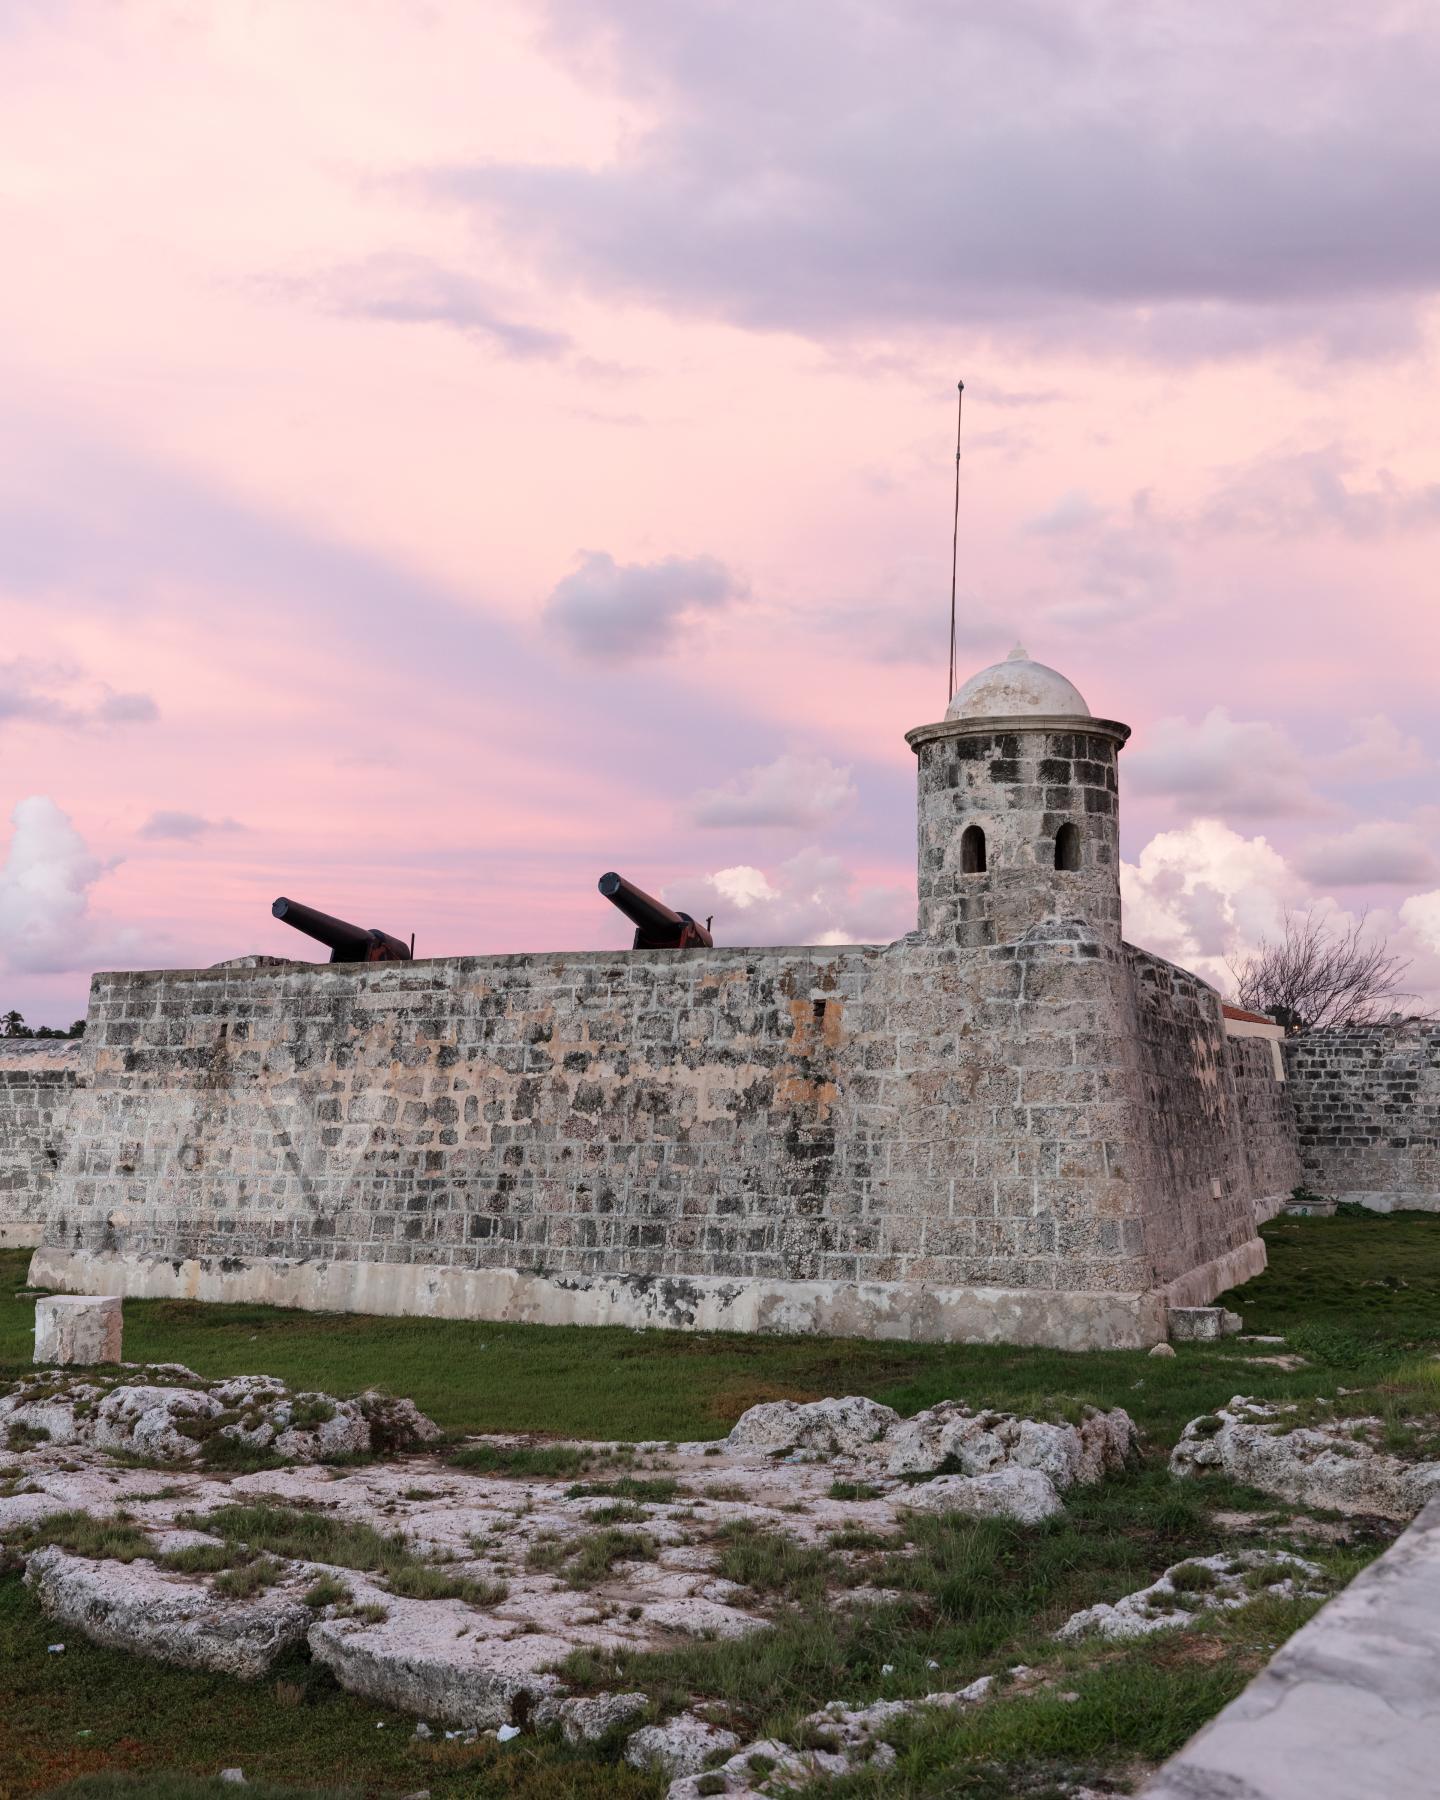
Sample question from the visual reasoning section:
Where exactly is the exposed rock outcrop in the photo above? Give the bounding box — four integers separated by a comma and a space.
0, 1365, 441, 1467
725, 1397, 900, 1459
902, 1467, 1065, 1524
625, 1713, 742, 1778
884, 1401, 1135, 1486
24, 1546, 310, 1679
1055, 1550, 1323, 1642
1170, 1397, 1440, 1521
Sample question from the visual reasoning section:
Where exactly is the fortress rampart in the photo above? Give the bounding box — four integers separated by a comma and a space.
5, 645, 1401, 1347
0, 1039, 87, 1249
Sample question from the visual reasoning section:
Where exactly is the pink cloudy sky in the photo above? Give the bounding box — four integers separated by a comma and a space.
3, 0, 1439, 1025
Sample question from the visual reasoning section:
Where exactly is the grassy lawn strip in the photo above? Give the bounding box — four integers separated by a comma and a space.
5, 1217, 1440, 1446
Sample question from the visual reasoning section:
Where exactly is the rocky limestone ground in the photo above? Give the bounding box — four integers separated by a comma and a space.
0, 1362, 440, 1466
1170, 1395, 1440, 1521
2, 1369, 1147, 1793
9, 1365, 1433, 1797
1054, 1549, 1324, 1643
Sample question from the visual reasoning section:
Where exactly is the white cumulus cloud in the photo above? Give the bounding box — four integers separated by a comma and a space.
1121, 819, 1297, 987
678, 847, 912, 946
0, 797, 108, 975
691, 754, 857, 829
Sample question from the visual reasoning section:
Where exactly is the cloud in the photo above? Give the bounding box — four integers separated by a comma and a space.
1128, 706, 1434, 822
543, 549, 746, 659
1021, 490, 1105, 536
0, 797, 107, 975
1123, 819, 1440, 1011
690, 753, 857, 828
421, 0, 1440, 358
138, 811, 243, 841
678, 846, 912, 946
1199, 444, 1440, 539
97, 688, 160, 724
298, 254, 572, 359
1126, 707, 1324, 819
1323, 714, 1430, 782
0, 660, 159, 731
1295, 822, 1440, 888
1121, 819, 1296, 988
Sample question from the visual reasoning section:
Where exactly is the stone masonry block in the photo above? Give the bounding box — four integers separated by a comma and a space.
1167, 1305, 1242, 1343
35, 1294, 123, 1365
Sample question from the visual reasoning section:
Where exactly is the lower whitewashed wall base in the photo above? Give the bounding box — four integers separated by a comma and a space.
25, 1243, 1265, 1349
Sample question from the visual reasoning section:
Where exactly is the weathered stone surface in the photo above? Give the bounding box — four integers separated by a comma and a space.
883, 1401, 1135, 1487
1168, 1307, 1242, 1343
1170, 1397, 1440, 1521
664, 1673, 1036, 1798
34, 1295, 122, 1366
534, 1691, 650, 1746
0, 1364, 441, 1466
726, 1397, 900, 1459
91, 1385, 226, 1461
1140, 1497, 1440, 1800
624, 1714, 741, 1778
24, 1546, 308, 1678
1056, 1551, 1323, 1642
1285, 1022, 1440, 1212
901, 1467, 1064, 1524
0, 1038, 86, 1249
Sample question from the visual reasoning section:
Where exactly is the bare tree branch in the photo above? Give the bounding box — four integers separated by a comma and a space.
1227, 908, 1421, 1033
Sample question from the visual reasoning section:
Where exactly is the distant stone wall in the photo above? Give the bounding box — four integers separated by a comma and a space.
1228, 1036, 1302, 1220
29, 920, 1268, 1345
1122, 948, 1264, 1293
1284, 1024, 1440, 1209
0, 1040, 88, 1248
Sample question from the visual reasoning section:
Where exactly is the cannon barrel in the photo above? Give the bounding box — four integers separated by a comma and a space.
598, 872, 713, 950
272, 896, 412, 964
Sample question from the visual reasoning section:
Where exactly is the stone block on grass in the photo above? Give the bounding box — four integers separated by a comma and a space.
34, 1294, 122, 1366
1169, 1306, 1242, 1343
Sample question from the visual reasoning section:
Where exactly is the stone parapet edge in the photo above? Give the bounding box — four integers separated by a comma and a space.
1141, 1496, 1440, 1800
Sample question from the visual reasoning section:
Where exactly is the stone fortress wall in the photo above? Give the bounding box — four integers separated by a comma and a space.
1284, 1023, 1440, 1210
0, 1040, 88, 1249
3, 644, 1415, 1346
23, 921, 1268, 1347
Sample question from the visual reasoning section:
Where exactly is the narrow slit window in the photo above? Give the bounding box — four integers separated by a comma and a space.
961, 824, 987, 873
1055, 822, 1081, 870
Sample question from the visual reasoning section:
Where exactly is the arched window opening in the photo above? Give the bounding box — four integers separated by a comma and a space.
961, 824, 987, 874
1055, 822, 1081, 871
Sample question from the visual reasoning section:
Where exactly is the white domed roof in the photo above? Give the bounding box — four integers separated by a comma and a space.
947, 642, 1091, 721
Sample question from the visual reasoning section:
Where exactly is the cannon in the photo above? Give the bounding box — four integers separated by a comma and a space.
272, 896, 413, 963
598, 872, 713, 949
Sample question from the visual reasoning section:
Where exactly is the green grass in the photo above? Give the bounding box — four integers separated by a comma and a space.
4, 1213, 1440, 1795
525, 1527, 658, 1588
38, 1778, 356, 1800
14, 1512, 154, 1565
0, 1570, 662, 1800
1216, 1211, 1440, 1343
565, 1477, 681, 1503
182, 1502, 511, 1608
